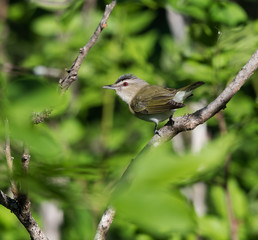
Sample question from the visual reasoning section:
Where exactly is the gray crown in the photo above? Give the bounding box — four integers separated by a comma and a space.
115, 74, 137, 84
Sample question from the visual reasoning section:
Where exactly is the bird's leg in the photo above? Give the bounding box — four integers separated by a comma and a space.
154, 123, 160, 136
169, 115, 174, 125
165, 115, 174, 126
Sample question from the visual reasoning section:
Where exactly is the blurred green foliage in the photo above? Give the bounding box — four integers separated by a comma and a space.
0, 0, 258, 239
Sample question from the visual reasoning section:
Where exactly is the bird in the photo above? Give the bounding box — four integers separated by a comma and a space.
103, 74, 204, 135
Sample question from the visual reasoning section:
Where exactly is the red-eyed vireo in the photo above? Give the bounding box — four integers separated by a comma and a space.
103, 74, 204, 134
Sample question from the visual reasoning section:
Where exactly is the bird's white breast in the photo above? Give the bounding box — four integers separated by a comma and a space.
135, 110, 175, 125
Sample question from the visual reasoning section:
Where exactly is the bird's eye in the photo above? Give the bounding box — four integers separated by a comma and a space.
123, 82, 128, 86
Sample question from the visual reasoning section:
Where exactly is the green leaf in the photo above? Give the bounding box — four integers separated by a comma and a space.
7, 84, 63, 125
128, 134, 235, 187
182, 61, 214, 82
113, 7, 156, 35
10, 123, 65, 160
124, 31, 158, 64
229, 178, 248, 219
209, 2, 247, 26
59, 118, 85, 144
227, 93, 254, 122
212, 51, 234, 69
167, 0, 208, 20
113, 187, 195, 236
198, 215, 228, 240
8, 3, 26, 21
210, 186, 227, 218
111, 134, 235, 236
32, 15, 60, 36
31, 0, 74, 11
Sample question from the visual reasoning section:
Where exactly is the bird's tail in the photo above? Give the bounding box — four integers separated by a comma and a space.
179, 81, 204, 92
174, 81, 204, 103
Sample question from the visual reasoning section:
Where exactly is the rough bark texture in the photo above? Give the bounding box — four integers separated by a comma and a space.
94, 207, 116, 240
0, 190, 49, 240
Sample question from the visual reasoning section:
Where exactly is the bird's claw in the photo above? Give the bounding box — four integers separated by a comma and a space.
165, 116, 174, 126
154, 129, 161, 136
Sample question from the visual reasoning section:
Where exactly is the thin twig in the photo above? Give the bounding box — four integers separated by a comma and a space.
5, 119, 18, 197
59, 0, 117, 92
5, 119, 13, 172
22, 147, 31, 173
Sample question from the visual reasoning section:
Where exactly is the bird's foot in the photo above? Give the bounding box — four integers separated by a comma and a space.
165, 116, 174, 126
153, 123, 160, 136
154, 129, 161, 136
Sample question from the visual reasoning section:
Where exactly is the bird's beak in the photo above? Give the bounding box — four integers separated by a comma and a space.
103, 84, 116, 89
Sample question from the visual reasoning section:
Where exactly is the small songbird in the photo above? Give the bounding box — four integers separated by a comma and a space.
103, 74, 204, 134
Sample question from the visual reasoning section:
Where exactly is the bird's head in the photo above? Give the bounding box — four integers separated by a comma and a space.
103, 74, 148, 104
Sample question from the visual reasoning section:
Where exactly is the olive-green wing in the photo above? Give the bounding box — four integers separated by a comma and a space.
130, 85, 184, 115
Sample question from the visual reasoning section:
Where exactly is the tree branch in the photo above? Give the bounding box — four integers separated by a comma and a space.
0, 189, 18, 211
59, 0, 117, 92
2, 131, 49, 240
148, 49, 258, 146
1, 1, 118, 239
95, 49, 258, 240
0, 187, 49, 240
94, 207, 116, 240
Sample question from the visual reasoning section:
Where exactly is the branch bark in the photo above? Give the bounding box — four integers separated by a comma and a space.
148, 49, 258, 147
95, 49, 258, 240
2, 127, 49, 240
59, 0, 117, 92
94, 207, 116, 240
1, 1, 118, 239
0, 189, 48, 240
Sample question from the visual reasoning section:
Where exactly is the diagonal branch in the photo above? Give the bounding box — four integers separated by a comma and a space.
59, 0, 117, 92
94, 207, 116, 240
148, 49, 258, 146
37, 1, 117, 120
95, 49, 258, 240
2, 2, 118, 239
0, 188, 48, 240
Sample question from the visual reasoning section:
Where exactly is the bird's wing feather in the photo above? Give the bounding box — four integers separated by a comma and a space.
130, 85, 184, 114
